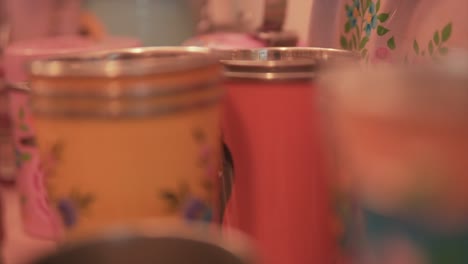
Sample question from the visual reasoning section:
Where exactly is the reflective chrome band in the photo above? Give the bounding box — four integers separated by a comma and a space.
31, 94, 223, 119
29, 46, 218, 78
216, 47, 359, 80
31, 78, 222, 99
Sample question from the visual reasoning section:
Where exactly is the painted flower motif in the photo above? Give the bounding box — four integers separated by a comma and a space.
346, 0, 360, 28
375, 47, 390, 60
371, 52, 394, 65
353, 0, 360, 9
57, 199, 77, 228
183, 198, 213, 222
346, 8, 357, 28
364, 2, 378, 37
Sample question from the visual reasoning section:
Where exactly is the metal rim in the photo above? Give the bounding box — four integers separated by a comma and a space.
31, 93, 223, 119
215, 47, 359, 80
31, 79, 221, 99
29, 46, 218, 78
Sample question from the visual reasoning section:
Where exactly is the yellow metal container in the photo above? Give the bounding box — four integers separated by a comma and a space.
28, 47, 223, 240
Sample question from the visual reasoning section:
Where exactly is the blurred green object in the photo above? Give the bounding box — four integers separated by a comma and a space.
83, 0, 198, 46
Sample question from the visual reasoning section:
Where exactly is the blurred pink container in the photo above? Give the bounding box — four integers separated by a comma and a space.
3, 35, 141, 241
5, 0, 82, 42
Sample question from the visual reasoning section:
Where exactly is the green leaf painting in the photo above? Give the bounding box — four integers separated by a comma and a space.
341, 0, 453, 62
359, 36, 369, 49
413, 40, 420, 55
377, 25, 389, 36
413, 22, 452, 59
340, 35, 348, 49
341, 0, 394, 58
433, 31, 440, 45
442, 23, 452, 42
345, 22, 351, 33
387, 37, 396, 50
377, 13, 389, 23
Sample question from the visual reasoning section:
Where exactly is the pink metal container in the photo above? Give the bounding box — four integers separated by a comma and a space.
3, 35, 141, 241
218, 48, 357, 264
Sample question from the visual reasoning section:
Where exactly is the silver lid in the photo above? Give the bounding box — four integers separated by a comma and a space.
29, 46, 218, 78
216, 47, 359, 80
29, 47, 223, 118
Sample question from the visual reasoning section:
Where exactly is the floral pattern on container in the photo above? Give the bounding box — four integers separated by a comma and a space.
40, 141, 64, 201
13, 94, 65, 238
15, 105, 35, 168
40, 141, 96, 229
341, 0, 453, 63
158, 127, 216, 223
341, 0, 395, 60
159, 182, 213, 223
408, 23, 452, 63
56, 190, 95, 228
183, 198, 213, 222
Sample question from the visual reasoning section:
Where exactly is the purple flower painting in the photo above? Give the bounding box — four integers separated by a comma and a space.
57, 199, 77, 228
183, 198, 213, 222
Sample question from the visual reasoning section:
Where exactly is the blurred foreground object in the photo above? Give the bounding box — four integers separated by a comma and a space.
28, 47, 224, 241
319, 53, 468, 264
308, 0, 468, 63
30, 223, 254, 264
84, 0, 197, 46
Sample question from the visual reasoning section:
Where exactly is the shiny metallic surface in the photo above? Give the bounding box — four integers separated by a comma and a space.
31, 80, 220, 99
217, 47, 359, 80
29, 47, 223, 118
29, 46, 217, 78
31, 94, 223, 119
